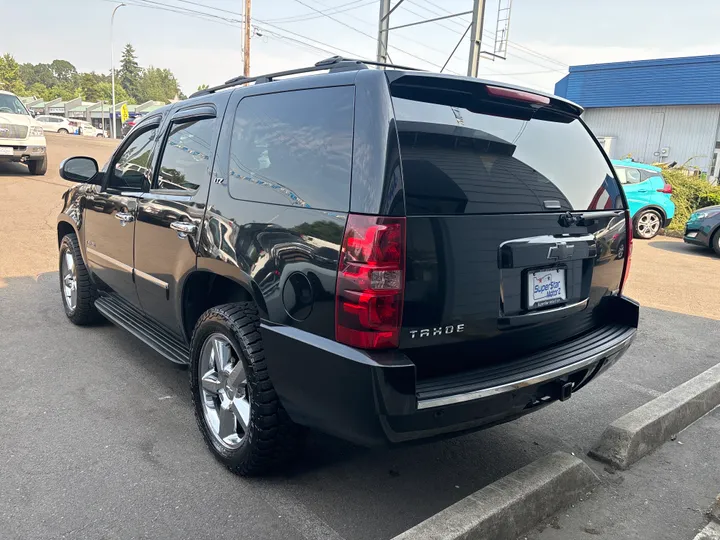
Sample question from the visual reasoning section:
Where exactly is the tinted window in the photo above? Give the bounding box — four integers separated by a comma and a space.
110, 127, 157, 191
155, 118, 215, 192
392, 96, 623, 215
228, 86, 354, 211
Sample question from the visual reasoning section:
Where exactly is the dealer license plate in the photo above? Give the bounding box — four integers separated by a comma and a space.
0, 147, 13, 156
528, 268, 566, 309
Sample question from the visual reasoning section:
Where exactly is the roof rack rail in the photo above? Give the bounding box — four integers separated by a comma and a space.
190, 56, 422, 98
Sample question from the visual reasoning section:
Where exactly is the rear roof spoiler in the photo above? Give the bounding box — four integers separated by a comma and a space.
385, 71, 584, 117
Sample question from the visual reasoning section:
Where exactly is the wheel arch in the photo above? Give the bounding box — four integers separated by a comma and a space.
634, 205, 667, 222
181, 270, 268, 342
57, 218, 78, 247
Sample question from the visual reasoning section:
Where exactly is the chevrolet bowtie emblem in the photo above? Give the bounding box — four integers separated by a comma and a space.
547, 241, 574, 261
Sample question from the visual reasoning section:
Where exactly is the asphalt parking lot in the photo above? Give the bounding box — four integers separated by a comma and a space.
1, 135, 719, 539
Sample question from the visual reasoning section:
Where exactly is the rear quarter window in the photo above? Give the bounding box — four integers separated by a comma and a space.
392, 97, 623, 215
228, 86, 355, 211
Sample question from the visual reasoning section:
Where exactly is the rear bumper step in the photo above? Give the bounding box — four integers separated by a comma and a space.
416, 324, 636, 409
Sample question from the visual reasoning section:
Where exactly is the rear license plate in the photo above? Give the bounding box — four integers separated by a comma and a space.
0, 147, 13, 156
528, 268, 566, 309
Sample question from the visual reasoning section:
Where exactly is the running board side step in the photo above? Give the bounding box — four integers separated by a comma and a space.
95, 294, 190, 365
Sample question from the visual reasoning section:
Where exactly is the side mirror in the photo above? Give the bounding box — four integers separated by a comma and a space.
59, 156, 99, 183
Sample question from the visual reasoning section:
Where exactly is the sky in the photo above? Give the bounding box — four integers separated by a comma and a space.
1, 0, 719, 96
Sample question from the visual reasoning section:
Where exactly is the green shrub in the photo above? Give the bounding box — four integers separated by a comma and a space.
662, 170, 720, 233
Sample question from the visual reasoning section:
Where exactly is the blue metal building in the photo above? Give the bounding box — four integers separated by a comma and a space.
555, 54, 720, 180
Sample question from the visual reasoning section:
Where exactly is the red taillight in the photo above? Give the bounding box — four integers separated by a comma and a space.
336, 214, 406, 349
620, 209, 633, 294
657, 183, 673, 194
485, 85, 551, 105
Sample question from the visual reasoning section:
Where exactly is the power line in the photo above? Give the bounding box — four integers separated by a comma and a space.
264, 0, 375, 23
286, 0, 461, 73
279, 0, 465, 67
406, 0, 568, 70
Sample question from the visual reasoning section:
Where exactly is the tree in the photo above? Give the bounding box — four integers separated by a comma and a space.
118, 43, 142, 101
136, 67, 180, 103
0, 54, 26, 95
28, 82, 48, 99
197, 84, 209, 91
50, 59, 77, 84
20, 63, 57, 87
92, 81, 130, 104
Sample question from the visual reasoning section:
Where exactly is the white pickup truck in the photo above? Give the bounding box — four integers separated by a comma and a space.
0, 90, 47, 175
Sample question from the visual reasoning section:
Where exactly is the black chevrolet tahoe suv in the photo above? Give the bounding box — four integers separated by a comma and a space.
56, 57, 639, 476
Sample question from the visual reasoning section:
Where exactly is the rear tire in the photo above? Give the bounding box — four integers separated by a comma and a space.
59, 233, 102, 325
190, 303, 304, 476
633, 209, 662, 239
28, 157, 47, 176
58, 128, 68, 135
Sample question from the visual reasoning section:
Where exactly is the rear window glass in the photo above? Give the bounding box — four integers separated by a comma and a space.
392, 96, 623, 215
228, 86, 354, 211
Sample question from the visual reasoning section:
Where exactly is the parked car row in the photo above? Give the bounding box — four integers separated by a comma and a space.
610, 157, 720, 258
35, 115, 107, 137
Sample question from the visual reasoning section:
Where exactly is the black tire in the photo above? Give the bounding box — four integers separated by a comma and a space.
28, 157, 47, 176
633, 209, 662, 239
190, 303, 304, 476
711, 229, 720, 256
59, 233, 102, 325
57, 128, 68, 134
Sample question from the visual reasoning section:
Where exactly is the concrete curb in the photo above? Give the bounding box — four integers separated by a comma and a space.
391, 452, 598, 540
590, 363, 720, 469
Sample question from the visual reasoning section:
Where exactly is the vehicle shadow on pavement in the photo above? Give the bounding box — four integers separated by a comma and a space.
649, 239, 718, 259
0, 162, 31, 176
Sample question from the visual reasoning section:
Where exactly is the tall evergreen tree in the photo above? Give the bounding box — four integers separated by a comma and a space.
117, 43, 142, 101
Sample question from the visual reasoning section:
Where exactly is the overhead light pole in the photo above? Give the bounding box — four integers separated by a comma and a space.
110, 3, 126, 139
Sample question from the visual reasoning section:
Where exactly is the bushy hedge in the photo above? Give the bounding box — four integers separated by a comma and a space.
662, 169, 720, 233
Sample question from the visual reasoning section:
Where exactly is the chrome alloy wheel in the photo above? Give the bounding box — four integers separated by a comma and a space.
60, 250, 77, 311
199, 334, 251, 450
637, 212, 660, 238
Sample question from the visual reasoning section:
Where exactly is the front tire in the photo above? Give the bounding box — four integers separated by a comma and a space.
711, 230, 720, 256
190, 303, 304, 476
28, 157, 47, 175
59, 233, 101, 325
634, 209, 662, 239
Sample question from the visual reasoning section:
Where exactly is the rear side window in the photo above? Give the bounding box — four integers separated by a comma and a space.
392, 95, 623, 215
616, 167, 642, 185
228, 86, 354, 211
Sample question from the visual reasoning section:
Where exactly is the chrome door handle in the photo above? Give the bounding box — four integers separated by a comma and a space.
170, 221, 197, 238
115, 212, 135, 226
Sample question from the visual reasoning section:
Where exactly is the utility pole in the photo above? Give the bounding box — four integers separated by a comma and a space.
110, 3, 126, 139
244, 0, 251, 76
467, 0, 486, 77
376, 0, 391, 64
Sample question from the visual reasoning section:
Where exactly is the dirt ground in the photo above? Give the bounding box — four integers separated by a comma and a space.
0, 134, 717, 319
0, 133, 116, 283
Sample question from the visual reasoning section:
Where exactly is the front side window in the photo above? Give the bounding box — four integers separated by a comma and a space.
228, 86, 354, 211
110, 127, 157, 191
155, 118, 215, 192
0, 94, 29, 115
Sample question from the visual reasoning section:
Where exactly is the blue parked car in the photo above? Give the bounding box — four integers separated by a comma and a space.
611, 159, 675, 239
